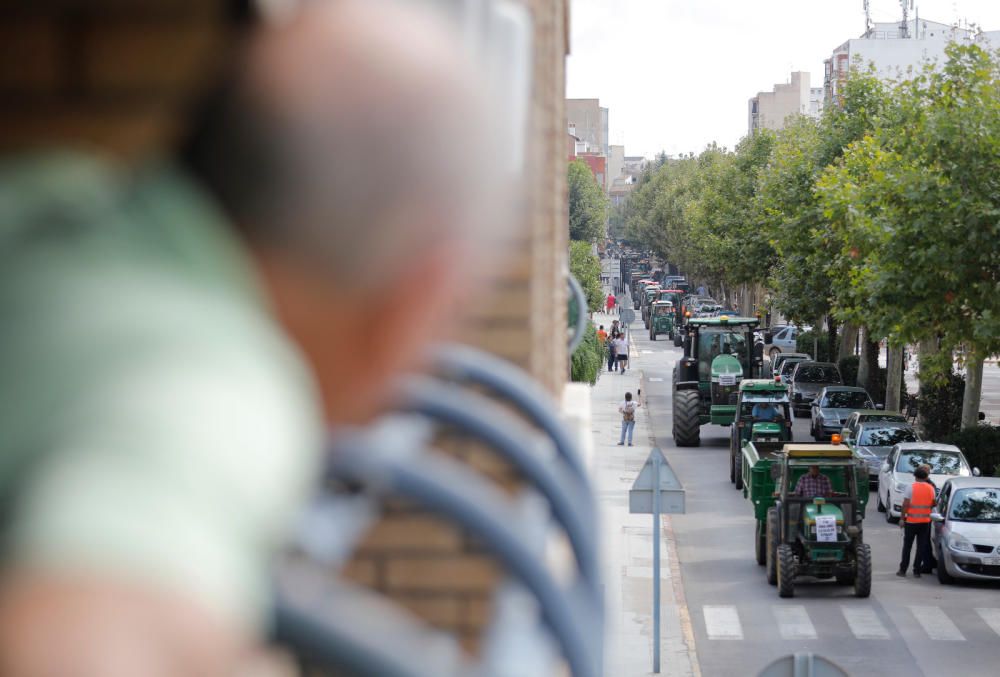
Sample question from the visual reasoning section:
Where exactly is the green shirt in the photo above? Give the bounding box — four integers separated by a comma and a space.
0, 153, 323, 630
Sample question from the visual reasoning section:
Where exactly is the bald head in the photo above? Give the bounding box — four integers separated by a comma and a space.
181, 0, 500, 288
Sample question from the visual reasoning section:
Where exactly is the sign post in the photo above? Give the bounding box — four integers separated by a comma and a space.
629, 448, 685, 674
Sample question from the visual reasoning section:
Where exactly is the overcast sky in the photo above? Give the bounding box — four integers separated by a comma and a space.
567, 0, 1000, 158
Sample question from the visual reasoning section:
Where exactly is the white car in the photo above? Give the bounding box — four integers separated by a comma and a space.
763, 325, 812, 361
932, 477, 1000, 584
877, 442, 979, 523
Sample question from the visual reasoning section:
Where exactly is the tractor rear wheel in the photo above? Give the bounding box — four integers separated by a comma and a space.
672, 389, 701, 447
729, 427, 739, 484
777, 544, 796, 598
854, 544, 872, 598
734, 452, 744, 490
766, 508, 779, 585
755, 520, 766, 566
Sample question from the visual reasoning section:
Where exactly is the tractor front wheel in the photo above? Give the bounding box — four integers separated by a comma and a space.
766, 509, 779, 585
673, 334, 683, 347
854, 544, 872, 598
672, 389, 701, 447
777, 544, 796, 598
650, 329, 656, 341
755, 520, 766, 566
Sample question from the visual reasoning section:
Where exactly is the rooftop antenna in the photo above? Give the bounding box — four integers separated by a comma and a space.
863, 0, 872, 36
900, 0, 912, 38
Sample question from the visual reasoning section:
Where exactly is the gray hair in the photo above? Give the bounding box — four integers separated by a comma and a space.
180, 0, 507, 288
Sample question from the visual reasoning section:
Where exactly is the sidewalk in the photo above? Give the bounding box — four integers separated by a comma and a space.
587, 307, 699, 677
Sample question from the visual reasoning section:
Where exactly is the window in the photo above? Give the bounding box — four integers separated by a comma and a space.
859, 426, 917, 447
948, 488, 1000, 522
794, 366, 842, 383
896, 450, 965, 476
823, 391, 873, 409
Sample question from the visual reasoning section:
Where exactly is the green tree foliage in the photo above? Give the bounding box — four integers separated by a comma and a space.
820, 44, 1000, 374
570, 324, 603, 385
569, 241, 603, 313
568, 159, 608, 242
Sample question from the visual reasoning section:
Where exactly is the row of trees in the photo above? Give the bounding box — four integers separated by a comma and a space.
622, 43, 1000, 430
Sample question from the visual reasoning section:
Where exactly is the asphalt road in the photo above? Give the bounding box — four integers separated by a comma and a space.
625, 308, 1000, 677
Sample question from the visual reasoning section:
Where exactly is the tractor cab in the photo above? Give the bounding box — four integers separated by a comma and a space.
671, 316, 767, 447
641, 284, 662, 326
648, 301, 675, 341
729, 380, 792, 483
766, 445, 872, 598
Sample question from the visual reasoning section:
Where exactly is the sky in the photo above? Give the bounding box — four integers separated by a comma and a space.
566, 0, 1000, 158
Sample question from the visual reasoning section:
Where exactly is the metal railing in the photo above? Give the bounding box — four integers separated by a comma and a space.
271, 342, 603, 676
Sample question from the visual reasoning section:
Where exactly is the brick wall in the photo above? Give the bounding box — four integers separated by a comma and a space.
0, 0, 571, 655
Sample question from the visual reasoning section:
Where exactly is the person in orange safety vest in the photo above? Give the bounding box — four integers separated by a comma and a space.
897, 466, 936, 578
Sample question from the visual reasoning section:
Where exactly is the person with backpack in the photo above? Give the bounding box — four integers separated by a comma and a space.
618, 391, 639, 446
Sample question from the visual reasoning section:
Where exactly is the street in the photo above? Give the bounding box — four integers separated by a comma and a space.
600, 258, 1000, 677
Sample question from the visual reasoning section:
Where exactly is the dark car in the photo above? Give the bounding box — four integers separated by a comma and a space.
789, 361, 843, 417
810, 386, 876, 440
774, 352, 811, 382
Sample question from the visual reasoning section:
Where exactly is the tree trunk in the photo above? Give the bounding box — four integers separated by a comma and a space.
857, 329, 871, 391
886, 345, 904, 412
826, 315, 838, 362
961, 353, 985, 430
839, 323, 859, 360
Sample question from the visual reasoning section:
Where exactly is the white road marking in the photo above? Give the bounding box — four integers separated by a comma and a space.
641, 350, 655, 354
648, 377, 664, 382
910, 605, 965, 641
703, 605, 743, 640
773, 605, 817, 640
976, 608, 1000, 637
842, 606, 890, 640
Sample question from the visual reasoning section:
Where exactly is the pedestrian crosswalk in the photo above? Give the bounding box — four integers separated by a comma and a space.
698, 603, 1000, 642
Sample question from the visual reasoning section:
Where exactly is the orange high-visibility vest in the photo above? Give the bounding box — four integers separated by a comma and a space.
906, 482, 935, 523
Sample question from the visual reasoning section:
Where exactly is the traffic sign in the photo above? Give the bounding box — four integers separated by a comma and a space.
629, 447, 685, 515
620, 308, 636, 326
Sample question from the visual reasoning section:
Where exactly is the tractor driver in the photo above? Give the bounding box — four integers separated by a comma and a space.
751, 400, 784, 423
794, 465, 833, 498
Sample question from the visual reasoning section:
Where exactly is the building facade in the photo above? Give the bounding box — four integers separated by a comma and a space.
566, 98, 607, 160
748, 71, 815, 134
824, 19, 1000, 103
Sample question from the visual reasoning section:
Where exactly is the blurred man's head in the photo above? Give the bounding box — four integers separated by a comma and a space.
808, 465, 820, 477
181, 0, 504, 424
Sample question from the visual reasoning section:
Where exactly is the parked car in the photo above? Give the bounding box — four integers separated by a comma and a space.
931, 477, 1000, 584
772, 352, 810, 380
850, 422, 920, 489
763, 325, 811, 361
789, 361, 843, 417
810, 386, 876, 441
840, 410, 904, 443
879, 442, 979, 522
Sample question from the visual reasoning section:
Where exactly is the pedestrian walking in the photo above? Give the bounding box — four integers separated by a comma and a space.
617, 391, 639, 446
898, 466, 935, 577
596, 324, 608, 346
614, 335, 629, 373
607, 333, 617, 372
606, 292, 616, 315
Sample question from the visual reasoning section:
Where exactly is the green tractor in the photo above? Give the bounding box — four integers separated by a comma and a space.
671, 316, 769, 447
640, 284, 661, 328
729, 379, 793, 489
648, 301, 675, 341
751, 445, 872, 598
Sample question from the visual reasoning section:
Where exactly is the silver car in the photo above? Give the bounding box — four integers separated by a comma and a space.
932, 477, 1000, 583
851, 422, 920, 487
810, 386, 876, 440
